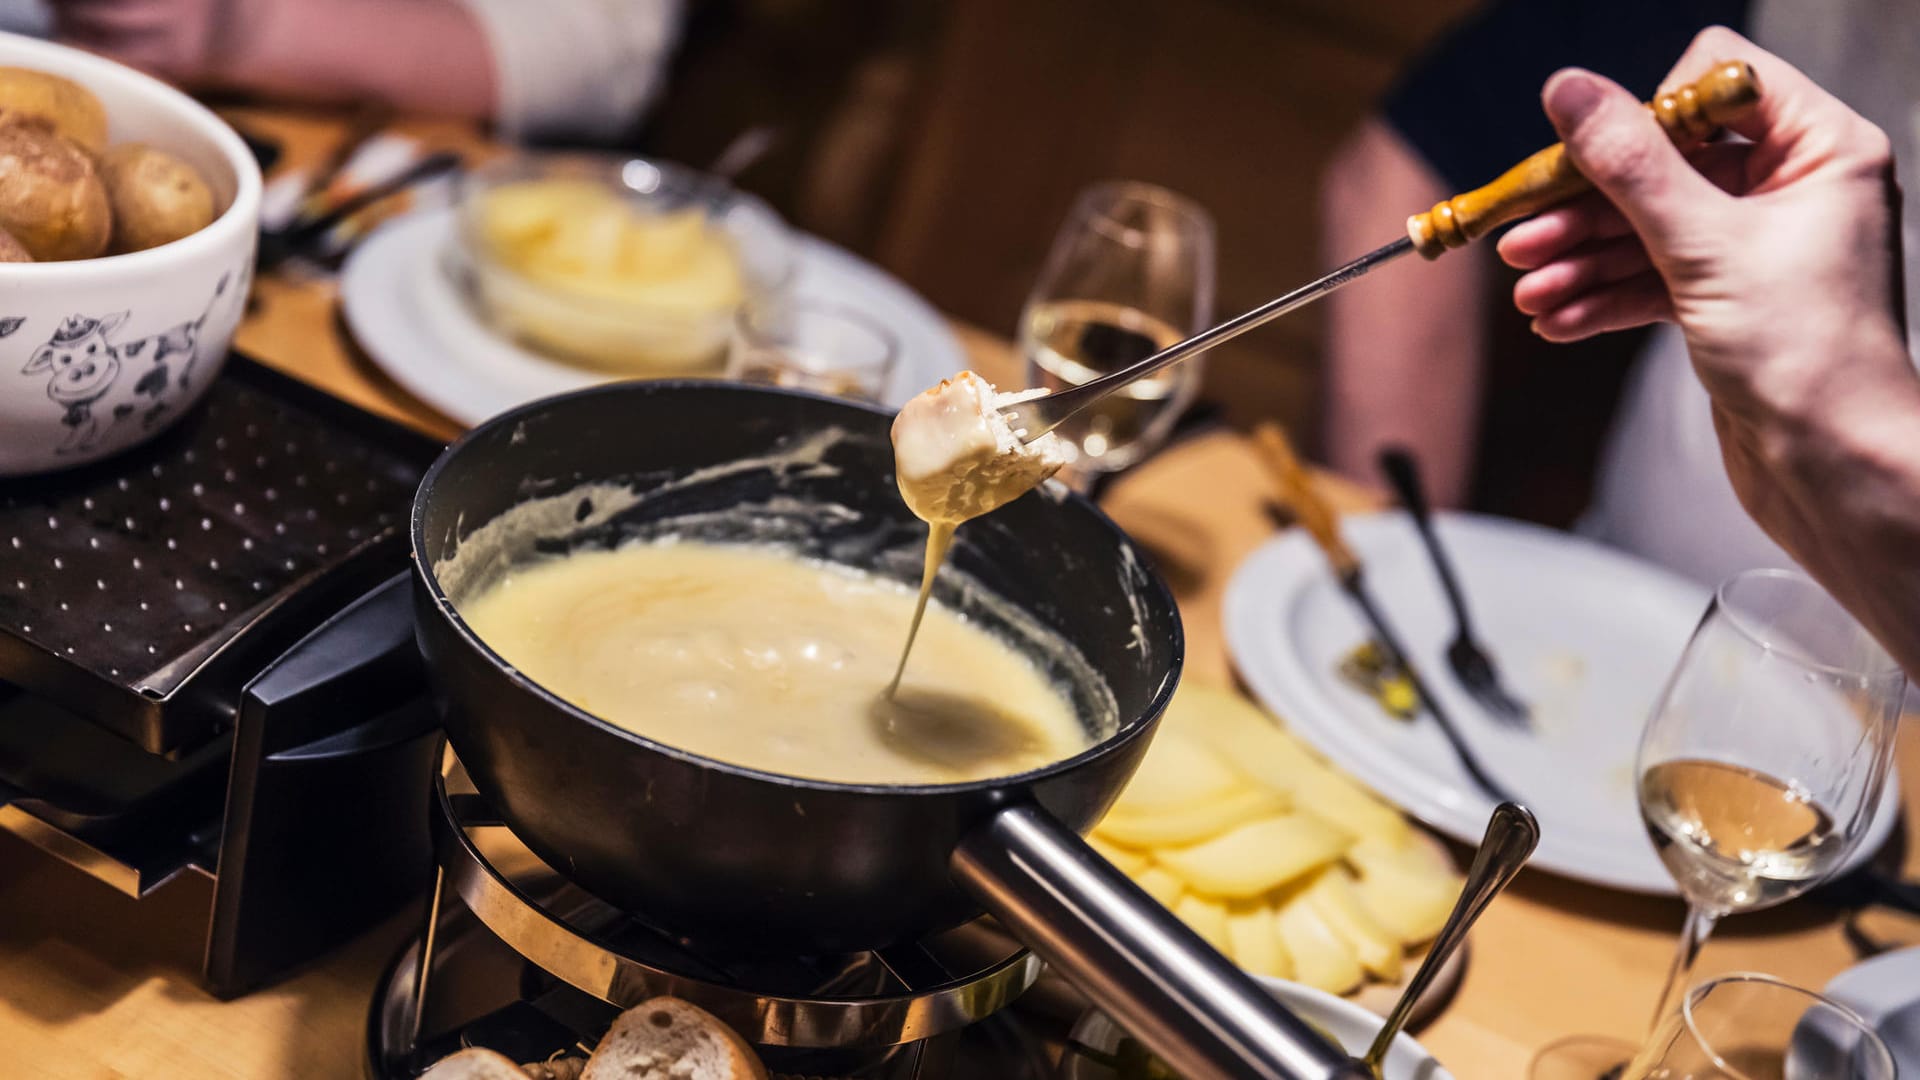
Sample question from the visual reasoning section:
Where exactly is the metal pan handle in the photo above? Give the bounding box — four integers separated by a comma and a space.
953, 804, 1370, 1080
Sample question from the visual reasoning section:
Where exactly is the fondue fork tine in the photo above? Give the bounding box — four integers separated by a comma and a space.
1253, 423, 1520, 805
1001, 61, 1760, 445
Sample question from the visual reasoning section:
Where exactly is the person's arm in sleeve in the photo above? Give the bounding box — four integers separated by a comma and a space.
1320, 0, 1750, 505
1499, 27, 1920, 675
455, 0, 682, 142
52, 0, 681, 143
1321, 118, 1489, 508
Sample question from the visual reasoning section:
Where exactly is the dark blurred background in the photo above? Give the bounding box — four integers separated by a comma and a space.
634, 0, 1645, 527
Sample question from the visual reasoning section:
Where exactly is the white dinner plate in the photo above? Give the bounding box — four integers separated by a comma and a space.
338, 208, 968, 426
1824, 946, 1920, 1075
1223, 512, 1901, 895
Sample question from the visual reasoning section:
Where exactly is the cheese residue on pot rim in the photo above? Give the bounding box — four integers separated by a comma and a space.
887, 371, 1070, 693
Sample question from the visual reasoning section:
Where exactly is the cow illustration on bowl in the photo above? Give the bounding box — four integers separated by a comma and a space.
17, 272, 231, 455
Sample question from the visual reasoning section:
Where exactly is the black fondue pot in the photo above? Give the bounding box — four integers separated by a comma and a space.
411, 381, 1363, 1079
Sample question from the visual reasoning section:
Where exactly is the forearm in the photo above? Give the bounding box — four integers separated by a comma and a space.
215, 0, 495, 119
1320, 119, 1487, 506
1760, 339, 1920, 676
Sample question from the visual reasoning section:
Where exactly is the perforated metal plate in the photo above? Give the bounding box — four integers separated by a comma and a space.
0, 357, 442, 752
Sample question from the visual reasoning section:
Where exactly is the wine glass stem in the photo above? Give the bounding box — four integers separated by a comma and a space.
1647, 903, 1719, 1033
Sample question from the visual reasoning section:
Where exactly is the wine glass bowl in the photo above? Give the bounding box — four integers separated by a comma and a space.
1020, 181, 1215, 478
1636, 568, 1904, 919
1624, 973, 1895, 1080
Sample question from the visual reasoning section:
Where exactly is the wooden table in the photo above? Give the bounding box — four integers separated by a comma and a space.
2, 109, 1917, 1079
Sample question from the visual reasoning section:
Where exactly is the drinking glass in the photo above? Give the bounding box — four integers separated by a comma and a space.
1531, 568, 1904, 1079
1622, 973, 1894, 1080
727, 301, 898, 402
1020, 181, 1214, 481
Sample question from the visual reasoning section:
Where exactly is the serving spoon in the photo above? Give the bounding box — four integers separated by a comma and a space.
999, 61, 1759, 444
1355, 802, 1538, 1077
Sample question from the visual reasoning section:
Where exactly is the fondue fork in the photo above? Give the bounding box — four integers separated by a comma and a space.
1001, 61, 1760, 444
1254, 423, 1519, 804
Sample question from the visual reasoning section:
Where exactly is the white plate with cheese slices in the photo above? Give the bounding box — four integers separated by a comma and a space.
1223, 512, 1902, 896
339, 207, 968, 426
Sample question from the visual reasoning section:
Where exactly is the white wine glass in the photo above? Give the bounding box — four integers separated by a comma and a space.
1623, 973, 1894, 1080
1532, 568, 1904, 1079
1020, 181, 1215, 484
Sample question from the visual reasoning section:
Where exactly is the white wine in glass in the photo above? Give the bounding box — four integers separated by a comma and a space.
1021, 182, 1214, 480
1531, 568, 1904, 1080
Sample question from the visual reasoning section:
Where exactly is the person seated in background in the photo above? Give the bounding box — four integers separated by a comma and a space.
27, 0, 683, 142
1320, 0, 1920, 587
1512, 26, 1920, 676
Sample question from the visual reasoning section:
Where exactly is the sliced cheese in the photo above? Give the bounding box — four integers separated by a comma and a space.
1154, 812, 1352, 899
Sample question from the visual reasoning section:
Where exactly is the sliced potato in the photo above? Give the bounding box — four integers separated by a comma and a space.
1132, 864, 1186, 908
1154, 812, 1351, 899
1274, 886, 1364, 994
1169, 682, 1410, 846
1096, 785, 1289, 848
1174, 893, 1234, 955
1086, 832, 1151, 875
1226, 899, 1292, 978
1348, 845, 1461, 943
1302, 866, 1403, 982
1109, 727, 1246, 814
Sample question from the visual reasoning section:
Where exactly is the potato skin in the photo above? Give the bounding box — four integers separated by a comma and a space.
0, 123, 110, 260
0, 226, 32, 262
100, 143, 215, 253
0, 67, 107, 154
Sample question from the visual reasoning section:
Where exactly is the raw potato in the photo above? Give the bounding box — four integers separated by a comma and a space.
1087, 679, 1466, 996
100, 143, 215, 253
0, 123, 108, 260
1152, 813, 1352, 900
1097, 785, 1288, 848
582, 996, 768, 1080
419, 1048, 530, 1079
0, 66, 107, 154
1275, 886, 1365, 995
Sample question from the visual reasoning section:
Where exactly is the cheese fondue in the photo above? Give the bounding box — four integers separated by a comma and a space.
459, 541, 1089, 785
888, 371, 1069, 691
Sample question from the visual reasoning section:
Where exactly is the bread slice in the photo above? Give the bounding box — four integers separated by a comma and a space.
420, 1047, 530, 1078
581, 997, 768, 1080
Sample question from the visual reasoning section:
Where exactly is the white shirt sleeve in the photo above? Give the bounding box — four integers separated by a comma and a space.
455, 0, 684, 143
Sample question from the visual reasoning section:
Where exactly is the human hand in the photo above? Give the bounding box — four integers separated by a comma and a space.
1499, 26, 1920, 674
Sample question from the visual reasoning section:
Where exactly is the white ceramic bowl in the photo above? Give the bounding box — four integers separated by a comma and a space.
1060, 976, 1454, 1080
0, 32, 261, 476
446, 153, 794, 376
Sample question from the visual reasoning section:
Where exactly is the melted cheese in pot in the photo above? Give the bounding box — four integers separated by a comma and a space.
459, 542, 1088, 785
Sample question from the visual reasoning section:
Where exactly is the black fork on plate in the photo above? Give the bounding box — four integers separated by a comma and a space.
1377, 447, 1532, 729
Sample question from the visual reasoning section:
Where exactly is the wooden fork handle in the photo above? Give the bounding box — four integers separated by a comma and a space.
1252, 423, 1359, 579
1405, 60, 1760, 258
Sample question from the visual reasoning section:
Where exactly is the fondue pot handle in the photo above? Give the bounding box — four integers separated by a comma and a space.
1405, 60, 1760, 257
953, 805, 1372, 1080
